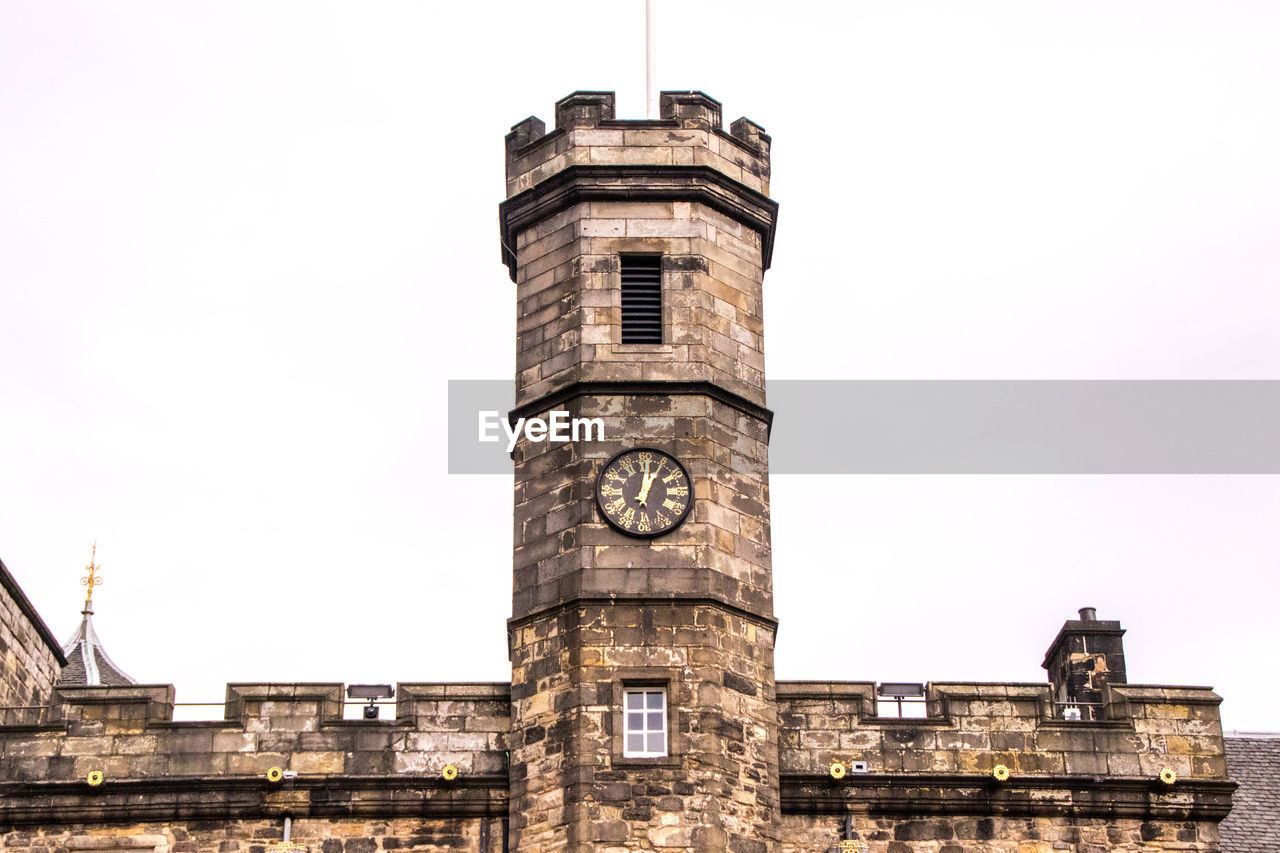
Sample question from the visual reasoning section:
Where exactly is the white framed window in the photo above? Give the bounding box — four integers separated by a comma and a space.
623, 688, 667, 757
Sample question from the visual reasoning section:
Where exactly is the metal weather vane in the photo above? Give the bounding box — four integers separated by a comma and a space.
81, 542, 103, 605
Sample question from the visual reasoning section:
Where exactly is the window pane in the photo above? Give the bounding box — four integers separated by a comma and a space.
647, 732, 665, 753
626, 733, 644, 753
627, 712, 644, 731
647, 711, 663, 731
646, 692, 664, 709
626, 692, 643, 710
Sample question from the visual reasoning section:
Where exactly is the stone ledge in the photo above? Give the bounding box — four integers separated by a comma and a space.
498, 165, 779, 279
52, 684, 176, 726
780, 773, 1236, 820
508, 595, 779, 635
397, 683, 511, 701
1113, 684, 1223, 704
224, 684, 344, 725
508, 380, 773, 436
0, 774, 509, 826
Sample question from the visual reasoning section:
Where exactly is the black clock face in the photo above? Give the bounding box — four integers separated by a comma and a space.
595, 447, 692, 538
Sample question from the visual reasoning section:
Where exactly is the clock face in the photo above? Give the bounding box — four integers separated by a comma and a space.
595, 447, 692, 538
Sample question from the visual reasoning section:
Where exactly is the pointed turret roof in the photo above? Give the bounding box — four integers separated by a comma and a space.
58, 545, 134, 687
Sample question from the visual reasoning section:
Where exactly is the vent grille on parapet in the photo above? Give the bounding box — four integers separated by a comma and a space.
621, 255, 663, 344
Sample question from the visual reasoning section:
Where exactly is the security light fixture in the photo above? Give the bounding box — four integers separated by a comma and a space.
877, 682, 925, 698
347, 684, 394, 719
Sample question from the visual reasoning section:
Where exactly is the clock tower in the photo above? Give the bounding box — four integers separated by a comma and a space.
500, 91, 780, 852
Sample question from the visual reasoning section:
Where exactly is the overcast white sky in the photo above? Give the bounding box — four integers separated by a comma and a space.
1, 2, 1277, 731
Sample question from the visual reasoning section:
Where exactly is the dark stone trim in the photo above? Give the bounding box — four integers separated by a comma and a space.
0, 557, 69, 666
508, 380, 773, 435
507, 596, 779, 634
0, 774, 509, 825
498, 164, 779, 279
781, 773, 1236, 821
509, 121, 768, 164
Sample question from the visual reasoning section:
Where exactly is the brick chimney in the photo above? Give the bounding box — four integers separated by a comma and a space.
1041, 607, 1127, 721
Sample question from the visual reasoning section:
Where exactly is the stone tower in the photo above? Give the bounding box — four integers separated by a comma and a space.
499, 91, 780, 852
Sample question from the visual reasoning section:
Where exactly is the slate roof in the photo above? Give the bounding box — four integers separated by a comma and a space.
1222, 735, 1280, 852
59, 601, 134, 687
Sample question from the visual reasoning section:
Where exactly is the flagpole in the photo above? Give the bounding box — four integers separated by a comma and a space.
646, 0, 657, 119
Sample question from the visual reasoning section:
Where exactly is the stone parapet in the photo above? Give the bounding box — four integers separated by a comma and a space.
775, 680, 1233, 848
0, 682, 511, 808
778, 681, 1229, 797
499, 90, 777, 281
52, 684, 176, 730
504, 90, 771, 197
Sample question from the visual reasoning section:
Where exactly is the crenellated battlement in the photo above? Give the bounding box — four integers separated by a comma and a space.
0, 683, 510, 795
778, 681, 1229, 780
0, 678, 1229, 792
503, 90, 772, 200
777, 680, 1234, 825
0, 675, 1237, 840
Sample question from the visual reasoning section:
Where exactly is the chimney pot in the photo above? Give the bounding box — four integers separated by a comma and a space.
1078, 607, 1097, 622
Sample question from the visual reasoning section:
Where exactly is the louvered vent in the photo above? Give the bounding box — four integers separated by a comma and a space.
621, 255, 662, 344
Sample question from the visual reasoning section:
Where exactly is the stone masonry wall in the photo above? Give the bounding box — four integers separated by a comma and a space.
512, 200, 767, 409
778, 682, 1228, 780
511, 392, 773, 622
0, 683, 509, 828
777, 814, 1221, 853
3, 817, 504, 853
774, 681, 1232, 852
507, 602, 779, 852
0, 560, 64, 715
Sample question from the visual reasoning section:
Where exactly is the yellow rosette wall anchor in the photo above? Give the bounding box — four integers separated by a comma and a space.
829, 761, 846, 780
992, 764, 1011, 782
1159, 768, 1177, 786
266, 766, 285, 784
86, 770, 105, 787
441, 764, 459, 781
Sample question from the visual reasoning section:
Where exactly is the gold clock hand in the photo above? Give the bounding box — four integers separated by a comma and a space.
637, 469, 659, 505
